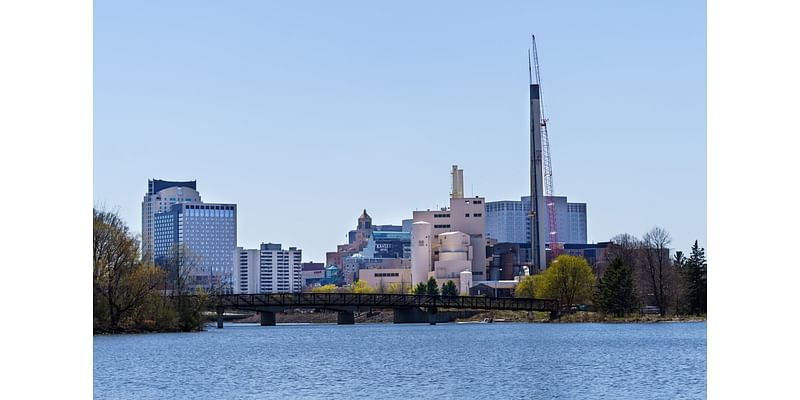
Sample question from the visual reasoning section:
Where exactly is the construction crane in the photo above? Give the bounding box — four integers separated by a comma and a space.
531, 35, 560, 253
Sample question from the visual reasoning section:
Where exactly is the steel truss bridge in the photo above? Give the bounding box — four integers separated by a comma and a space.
192, 293, 560, 327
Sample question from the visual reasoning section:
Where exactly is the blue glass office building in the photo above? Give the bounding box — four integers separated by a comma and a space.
153, 202, 237, 292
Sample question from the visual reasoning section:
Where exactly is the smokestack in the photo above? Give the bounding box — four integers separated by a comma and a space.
451, 165, 464, 199
530, 83, 547, 270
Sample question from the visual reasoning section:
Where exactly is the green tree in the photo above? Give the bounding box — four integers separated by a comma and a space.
352, 280, 376, 294
385, 283, 404, 294
413, 282, 427, 295
594, 257, 638, 317
441, 280, 458, 297
534, 254, 596, 308
514, 275, 537, 298
311, 284, 338, 293
684, 240, 707, 315
425, 277, 440, 296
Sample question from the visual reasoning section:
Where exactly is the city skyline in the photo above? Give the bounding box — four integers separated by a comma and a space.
94, 1, 706, 263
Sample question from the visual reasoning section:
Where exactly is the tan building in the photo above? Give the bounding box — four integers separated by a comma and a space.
359, 268, 412, 293
411, 165, 487, 291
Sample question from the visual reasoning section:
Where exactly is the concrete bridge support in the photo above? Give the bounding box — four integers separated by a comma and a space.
260, 311, 276, 326
393, 307, 424, 323
337, 310, 355, 325
216, 308, 224, 329
428, 307, 438, 325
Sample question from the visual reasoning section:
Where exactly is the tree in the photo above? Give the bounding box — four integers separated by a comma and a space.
642, 226, 672, 317
425, 277, 440, 296
413, 282, 427, 295
534, 254, 596, 308
514, 275, 537, 298
311, 284, 338, 293
684, 240, 707, 315
594, 257, 638, 317
352, 280, 376, 294
385, 283, 404, 294
94, 209, 164, 331
672, 251, 688, 314
441, 281, 458, 297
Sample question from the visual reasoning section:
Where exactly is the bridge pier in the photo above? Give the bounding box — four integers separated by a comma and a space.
260, 311, 276, 326
393, 307, 424, 323
428, 307, 438, 325
216, 307, 224, 329
337, 310, 355, 325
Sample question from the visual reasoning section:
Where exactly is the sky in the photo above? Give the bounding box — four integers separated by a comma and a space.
94, 1, 706, 263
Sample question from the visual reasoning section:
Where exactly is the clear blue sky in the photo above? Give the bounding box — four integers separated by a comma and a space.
94, 1, 706, 262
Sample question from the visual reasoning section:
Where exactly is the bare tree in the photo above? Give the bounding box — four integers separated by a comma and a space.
642, 226, 672, 317
94, 208, 163, 330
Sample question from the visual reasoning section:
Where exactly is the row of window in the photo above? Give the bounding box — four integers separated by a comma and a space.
434, 224, 451, 229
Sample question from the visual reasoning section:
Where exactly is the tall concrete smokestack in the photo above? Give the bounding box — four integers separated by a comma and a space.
451, 165, 464, 199
530, 83, 547, 270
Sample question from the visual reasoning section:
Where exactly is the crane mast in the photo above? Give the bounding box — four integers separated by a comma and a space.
531, 36, 560, 253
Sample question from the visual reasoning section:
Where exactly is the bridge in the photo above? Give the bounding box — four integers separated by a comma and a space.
197, 293, 560, 327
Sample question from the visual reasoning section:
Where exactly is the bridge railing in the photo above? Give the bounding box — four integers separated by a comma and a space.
198, 293, 559, 312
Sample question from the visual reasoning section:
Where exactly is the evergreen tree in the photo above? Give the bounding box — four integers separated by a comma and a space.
441, 280, 459, 297
413, 282, 427, 295
594, 257, 638, 317
425, 277, 440, 296
684, 240, 707, 315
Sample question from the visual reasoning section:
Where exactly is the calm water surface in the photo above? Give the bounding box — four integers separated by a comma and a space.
94, 322, 706, 399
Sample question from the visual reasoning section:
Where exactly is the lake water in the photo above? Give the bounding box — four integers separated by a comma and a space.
94, 321, 706, 399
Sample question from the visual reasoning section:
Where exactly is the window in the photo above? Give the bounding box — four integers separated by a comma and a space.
473, 213, 482, 217
465, 214, 470, 217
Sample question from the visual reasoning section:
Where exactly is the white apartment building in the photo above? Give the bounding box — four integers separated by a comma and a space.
234, 243, 303, 294
234, 247, 260, 294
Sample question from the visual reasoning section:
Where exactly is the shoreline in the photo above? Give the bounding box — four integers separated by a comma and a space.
94, 311, 706, 335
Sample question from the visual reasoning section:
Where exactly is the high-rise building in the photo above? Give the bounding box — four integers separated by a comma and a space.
141, 179, 201, 262
234, 244, 304, 293
257, 243, 302, 293
486, 195, 587, 246
235, 247, 259, 294
153, 202, 237, 292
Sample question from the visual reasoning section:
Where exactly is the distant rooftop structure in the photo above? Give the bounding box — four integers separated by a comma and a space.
148, 179, 197, 195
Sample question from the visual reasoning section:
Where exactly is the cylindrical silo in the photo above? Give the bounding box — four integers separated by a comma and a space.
411, 221, 432, 286
459, 270, 473, 295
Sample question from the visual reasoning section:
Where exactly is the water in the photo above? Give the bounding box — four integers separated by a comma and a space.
94, 322, 706, 399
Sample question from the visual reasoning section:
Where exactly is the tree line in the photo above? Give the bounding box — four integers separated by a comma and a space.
94, 209, 211, 333
514, 226, 707, 318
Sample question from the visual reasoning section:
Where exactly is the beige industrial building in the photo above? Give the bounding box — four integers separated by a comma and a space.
411, 166, 488, 293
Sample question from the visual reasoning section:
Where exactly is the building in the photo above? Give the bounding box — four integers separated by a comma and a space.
301, 262, 325, 287
411, 165, 487, 290
153, 202, 237, 293
141, 179, 202, 262
485, 195, 588, 246
328, 210, 412, 285
559, 242, 612, 276
256, 243, 303, 293
358, 268, 412, 293
234, 247, 259, 294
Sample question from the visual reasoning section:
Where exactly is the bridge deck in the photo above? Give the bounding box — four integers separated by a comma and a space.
201, 293, 559, 312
